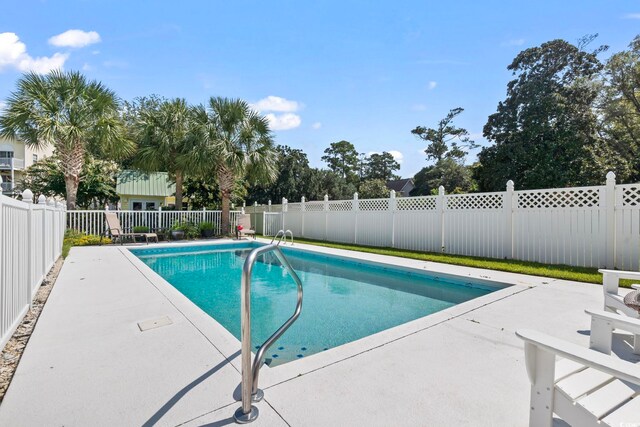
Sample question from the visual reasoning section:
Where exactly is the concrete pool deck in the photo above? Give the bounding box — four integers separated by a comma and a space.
0, 239, 638, 426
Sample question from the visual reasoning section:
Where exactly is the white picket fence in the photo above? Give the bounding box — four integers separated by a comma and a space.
265, 172, 640, 270
67, 209, 243, 236
0, 191, 66, 351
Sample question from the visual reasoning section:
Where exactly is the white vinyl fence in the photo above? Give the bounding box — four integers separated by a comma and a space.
266, 172, 640, 270
67, 209, 243, 236
0, 191, 66, 351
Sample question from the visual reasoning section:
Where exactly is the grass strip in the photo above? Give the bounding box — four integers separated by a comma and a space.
267, 235, 635, 288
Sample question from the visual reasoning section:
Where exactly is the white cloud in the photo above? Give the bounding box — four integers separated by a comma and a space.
82, 63, 92, 71
623, 13, 640, 19
252, 96, 301, 112
48, 30, 101, 48
0, 32, 68, 74
388, 150, 404, 164
501, 38, 525, 47
0, 101, 6, 112
366, 150, 404, 164
265, 113, 301, 131
427, 81, 437, 90
311, 122, 322, 129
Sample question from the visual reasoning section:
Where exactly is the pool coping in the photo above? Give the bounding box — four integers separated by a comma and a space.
119, 238, 543, 389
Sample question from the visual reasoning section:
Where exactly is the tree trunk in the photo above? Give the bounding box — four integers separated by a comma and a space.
175, 170, 184, 211
64, 174, 80, 210
218, 166, 235, 236
60, 143, 85, 210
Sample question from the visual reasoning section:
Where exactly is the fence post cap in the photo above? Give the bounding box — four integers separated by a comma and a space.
606, 171, 616, 182
390, 189, 396, 198
37, 194, 46, 204
47, 197, 55, 206
353, 192, 358, 200
324, 194, 329, 201
301, 196, 305, 203
506, 180, 514, 191
22, 189, 34, 203
56, 201, 64, 208
268, 199, 271, 205
438, 186, 445, 195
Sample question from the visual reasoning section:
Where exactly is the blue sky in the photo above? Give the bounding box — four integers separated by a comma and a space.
1, 1, 639, 178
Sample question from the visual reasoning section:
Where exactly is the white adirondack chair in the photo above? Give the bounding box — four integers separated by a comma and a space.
586, 309, 640, 355
599, 269, 640, 318
517, 329, 640, 427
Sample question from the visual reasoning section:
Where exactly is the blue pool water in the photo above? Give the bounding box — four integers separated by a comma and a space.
131, 242, 503, 366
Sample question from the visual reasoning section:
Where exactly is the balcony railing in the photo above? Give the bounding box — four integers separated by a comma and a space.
0, 157, 25, 170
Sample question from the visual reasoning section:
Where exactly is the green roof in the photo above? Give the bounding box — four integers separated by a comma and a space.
116, 170, 175, 197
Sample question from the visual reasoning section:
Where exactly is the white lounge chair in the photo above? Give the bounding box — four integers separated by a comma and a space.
236, 214, 256, 240
586, 309, 640, 355
599, 269, 640, 318
517, 329, 640, 427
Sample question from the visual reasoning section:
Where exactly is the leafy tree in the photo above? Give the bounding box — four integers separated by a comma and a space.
476, 38, 608, 191
363, 152, 400, 181
410, 108, 477, 195
411, 107, 477, 163
128, 96, 194, 210
358, 178, 389, 199
411, 158, 476, 196
321, 140, 360, 184
0, 70, 133, 209
306, 169, 357, 200
19, 156, 119, 208
596, 35, 640, 182
246, 145, 313, 204
191, 97, 277, 235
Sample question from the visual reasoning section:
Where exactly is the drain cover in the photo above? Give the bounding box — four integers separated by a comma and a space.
137, 316, 173, 332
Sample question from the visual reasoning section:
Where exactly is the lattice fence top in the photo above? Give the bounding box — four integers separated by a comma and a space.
287, 203, 302, 212
358, 198, 389, 211
305, 202, 325, 212
328, 200, 353, 211
396, 196, 436, 211
618, 184, 640, 207
517, 187, 600, 209
446, 193, 503, 210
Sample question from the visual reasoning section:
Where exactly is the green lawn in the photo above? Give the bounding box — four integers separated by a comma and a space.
264, 235, 635, 288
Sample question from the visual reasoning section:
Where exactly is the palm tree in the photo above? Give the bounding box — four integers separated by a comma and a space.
130, 97, 193, 210
192, 97, 277, 235
0, 70, 132, 210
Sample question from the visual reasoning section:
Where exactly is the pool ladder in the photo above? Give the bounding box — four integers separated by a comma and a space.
270, 229, 293, 246
234, 244, 303, 424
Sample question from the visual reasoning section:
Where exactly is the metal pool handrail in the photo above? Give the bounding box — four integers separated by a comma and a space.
269, 229, 293, 245
234, 244, 304, 424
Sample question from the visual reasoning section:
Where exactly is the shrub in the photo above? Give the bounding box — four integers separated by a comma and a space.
171, 220, 199, 239
63, 229, 111, 257
133, 226, 150, 233
199, 221, 215, 231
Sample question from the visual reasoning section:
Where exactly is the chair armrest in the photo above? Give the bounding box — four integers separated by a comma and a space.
516, 329, 640, 386
633, 284, 640, 291
585, 309, 640, 333
599, 269, 640, 281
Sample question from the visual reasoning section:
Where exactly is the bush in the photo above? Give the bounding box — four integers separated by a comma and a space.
199, 221, 215, 231
63, 229, 111, 257
171, 220, 199, 239
133, 226, 150, 233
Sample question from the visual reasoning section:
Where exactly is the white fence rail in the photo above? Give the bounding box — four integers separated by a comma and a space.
267, 172, 640, 270
0, 191, 66, 351
67, 209, 243, 236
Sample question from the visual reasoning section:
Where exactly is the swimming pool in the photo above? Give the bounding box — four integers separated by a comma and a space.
131, 242, 504, 366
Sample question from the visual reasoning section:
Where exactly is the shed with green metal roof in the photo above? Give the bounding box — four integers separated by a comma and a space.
116, 170, 176, 210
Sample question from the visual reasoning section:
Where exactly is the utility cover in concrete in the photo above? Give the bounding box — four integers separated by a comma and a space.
137, 316, 173, 331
